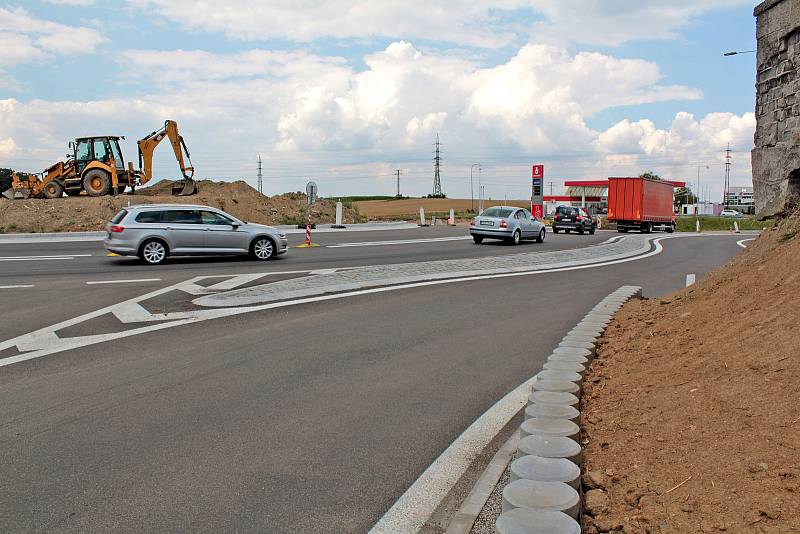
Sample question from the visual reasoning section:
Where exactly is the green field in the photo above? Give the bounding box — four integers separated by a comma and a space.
675, 216, 769, 232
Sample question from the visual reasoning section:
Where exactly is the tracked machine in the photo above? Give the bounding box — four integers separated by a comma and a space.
1, 120, 197, 200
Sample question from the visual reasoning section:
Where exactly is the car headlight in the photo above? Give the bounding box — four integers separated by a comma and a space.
279, 233, 286, 239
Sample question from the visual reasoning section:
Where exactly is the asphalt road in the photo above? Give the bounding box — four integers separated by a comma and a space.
0, 226, 609, 341
0, 229, 745, 533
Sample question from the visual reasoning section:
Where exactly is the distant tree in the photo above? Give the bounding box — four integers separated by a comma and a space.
425, 193, 447, 198
639, 171, 663, 180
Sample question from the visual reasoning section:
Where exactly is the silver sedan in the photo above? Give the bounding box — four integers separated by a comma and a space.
469, 206, 546, 245
103, 204, 288, 265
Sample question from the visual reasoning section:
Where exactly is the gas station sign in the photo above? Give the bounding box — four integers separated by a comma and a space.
531, 164, 544, 219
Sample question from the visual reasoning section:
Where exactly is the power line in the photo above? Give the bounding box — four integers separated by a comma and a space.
723, 143, 732, 206
257, 153, 263, 194
432, 133, 442, 196
395, 168, 402, 198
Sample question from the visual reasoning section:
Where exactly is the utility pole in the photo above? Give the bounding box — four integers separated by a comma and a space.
257, 153, 263, 194
548, 181, 554, 196
723, 143, 732, 207
470, 163, 480, 212
395, 169, 402, 198
432, 133, 442, 197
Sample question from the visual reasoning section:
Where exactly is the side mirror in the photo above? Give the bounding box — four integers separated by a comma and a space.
231, 223, 240, 230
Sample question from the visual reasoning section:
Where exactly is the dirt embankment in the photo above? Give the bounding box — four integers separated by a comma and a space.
0, 180, 358, 233
581, 213, 800, 533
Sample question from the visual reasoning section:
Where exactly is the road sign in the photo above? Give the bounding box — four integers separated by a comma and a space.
531, 164, 544, 219
306, 181, 318, 205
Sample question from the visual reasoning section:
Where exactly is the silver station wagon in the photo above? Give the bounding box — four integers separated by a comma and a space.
104, 204, 288, 265
469, 206, 546, 245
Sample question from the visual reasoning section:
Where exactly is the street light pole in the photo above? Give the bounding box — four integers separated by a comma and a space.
478, 166, 483, 212
470, 163, 480, 213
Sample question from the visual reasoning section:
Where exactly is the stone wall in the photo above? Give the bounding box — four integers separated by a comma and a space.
753, 0, 800, 217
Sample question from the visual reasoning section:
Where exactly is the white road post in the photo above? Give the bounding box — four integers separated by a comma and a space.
734, 220, 740, 233
336, 202, 343, 226
419, 207, 426, 226
449, 208, 455, 225
696, 219, 701, 233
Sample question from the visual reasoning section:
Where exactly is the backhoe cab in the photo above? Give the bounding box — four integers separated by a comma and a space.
1, 120, 197, 200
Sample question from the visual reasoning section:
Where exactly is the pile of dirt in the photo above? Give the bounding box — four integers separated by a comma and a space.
581, 213, 800, 533
0, 180, 359, 233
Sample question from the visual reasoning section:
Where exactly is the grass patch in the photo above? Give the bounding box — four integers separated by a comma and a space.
675, 216, 768, 232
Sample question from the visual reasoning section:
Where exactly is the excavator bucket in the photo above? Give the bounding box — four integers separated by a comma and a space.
2, 187, 30, 199
172, 178, 197, 196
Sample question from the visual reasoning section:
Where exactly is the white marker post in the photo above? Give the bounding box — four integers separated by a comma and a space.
334, 201, 345, 228
696, 219, 701, 233
449, 208, 455, 225
419, 207, 427, 226
734, 220, 740, 233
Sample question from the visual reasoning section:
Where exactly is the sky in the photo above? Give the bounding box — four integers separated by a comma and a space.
0, 0, 758, 201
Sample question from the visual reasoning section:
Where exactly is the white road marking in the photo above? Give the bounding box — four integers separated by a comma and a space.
0, 284, 35, 289
685, 273, 696, 287
0, 254, 92, 262
736, 238, 756, 248
86, 278, 162, 285
370, 377, 536, 534
327, 236, 472, 248
0, 236, 672, 367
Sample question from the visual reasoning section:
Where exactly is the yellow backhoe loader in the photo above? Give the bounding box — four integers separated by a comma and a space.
1, 120, 197, 200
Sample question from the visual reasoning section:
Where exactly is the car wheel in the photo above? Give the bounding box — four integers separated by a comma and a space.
641, 222, 652, 233
578, 225, 585, 235
589, 224, 596, 235
139, 239, 168, 265
472, 235, 483, 244
536, 228, 545, 243
251, 236, 276, 260
552, 227, 560, 234
565, 229, 571, 234
666, 223, 675, 233
618, 227, 628, 233
509, 229, 521, 245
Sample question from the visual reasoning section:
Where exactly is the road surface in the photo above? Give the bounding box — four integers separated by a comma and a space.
0, 227, 745, 533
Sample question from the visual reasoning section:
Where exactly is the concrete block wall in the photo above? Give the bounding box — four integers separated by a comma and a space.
753, 0, 800, 217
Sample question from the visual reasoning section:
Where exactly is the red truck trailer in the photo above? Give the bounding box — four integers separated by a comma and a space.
607, 177, 676, 233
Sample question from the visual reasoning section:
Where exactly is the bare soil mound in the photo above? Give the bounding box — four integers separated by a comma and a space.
581, 213, 800, 533
0, 180, 358, 233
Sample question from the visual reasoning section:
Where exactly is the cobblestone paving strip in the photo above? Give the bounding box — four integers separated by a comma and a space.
195, 236, 653, 307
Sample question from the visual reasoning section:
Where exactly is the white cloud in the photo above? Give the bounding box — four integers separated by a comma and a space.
0, 7, 107, 67
1, 41, 754, 199
528, 0, 751, 46
595, 112, 756, 157
0, 136, 18, 156
130, 0, 750, 48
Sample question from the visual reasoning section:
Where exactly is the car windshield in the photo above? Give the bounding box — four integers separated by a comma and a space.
481, 207, 513, 218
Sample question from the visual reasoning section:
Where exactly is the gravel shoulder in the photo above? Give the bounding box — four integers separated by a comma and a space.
580, 213, 800, 533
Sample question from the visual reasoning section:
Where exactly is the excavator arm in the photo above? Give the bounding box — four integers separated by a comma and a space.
137, 120, 197, 196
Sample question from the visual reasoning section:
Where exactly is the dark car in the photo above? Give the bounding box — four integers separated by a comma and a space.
552, 206, 596, 235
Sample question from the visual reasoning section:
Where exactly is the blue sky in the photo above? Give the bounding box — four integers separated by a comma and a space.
1, 1, 758, 200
